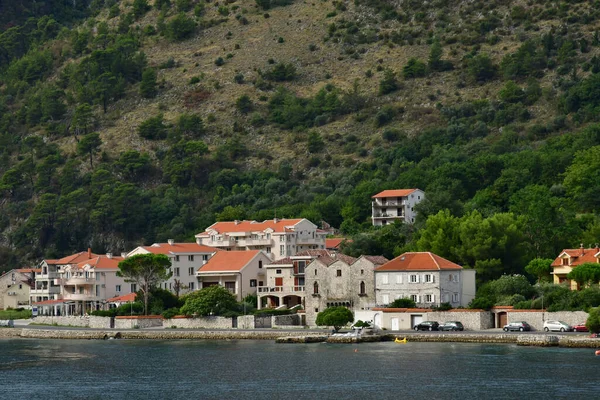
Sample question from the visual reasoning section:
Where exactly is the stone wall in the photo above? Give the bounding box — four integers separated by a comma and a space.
272, 314, 302, 328
164, 316, 234, 329
32, 315, 112, 328
426, 311, 493, 330
114, 316, 162, 329
507, 311, 588, 331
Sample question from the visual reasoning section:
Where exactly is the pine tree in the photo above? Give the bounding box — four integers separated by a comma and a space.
140, 68, 158, 98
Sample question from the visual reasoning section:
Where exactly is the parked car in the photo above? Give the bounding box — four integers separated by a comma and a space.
543, 320, 572, 332
414, 321, 440, 331
573, 323, 589, 332
439, 321, 464, 331
503, 321, 531, 332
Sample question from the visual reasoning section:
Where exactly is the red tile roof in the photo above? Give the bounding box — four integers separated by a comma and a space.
361, 255, 389, 265
16, 268, 42, 273
375, 252, 462, 271
551, 247, 599, 267
201, 219, 304, 234
197, 250, 262, 273
106, 293, 136, 303
372, 189, 419, 199
32, 299, 65, 305
76, 255, 124, 270
325, 238, 347, 249
47, 251, 99, 265
141, 242, 217, 255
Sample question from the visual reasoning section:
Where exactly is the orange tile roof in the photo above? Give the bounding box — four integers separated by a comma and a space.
32, 299, 64, 305
76, 255, 124, 270
106, 293, 136, 303
201, 219, 304, 235
141, 242, 218, 254
16, 268, 41, 273
325, 238, 347, 249
47, 251, 99, 265
551, 247, 599, 267
197, 250, 262, 273
372, 189, 419, 199
375, 252, 462, 272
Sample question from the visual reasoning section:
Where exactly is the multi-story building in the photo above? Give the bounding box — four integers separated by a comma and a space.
0, 269, 34, 310
127, 241, 218, 294
195, 218, 327, 260
374, 252, 476, 308
551, 245, 600, 290
371, 189, 425, 226
304, 254, 388, 326
196, 250, 272, 301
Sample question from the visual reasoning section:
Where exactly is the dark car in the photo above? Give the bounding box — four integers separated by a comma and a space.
439, 321, 464, 331
503, 321, 531, 332
414, 321, 440, 331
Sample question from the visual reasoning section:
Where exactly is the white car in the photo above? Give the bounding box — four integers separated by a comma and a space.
543, 320, 572, 332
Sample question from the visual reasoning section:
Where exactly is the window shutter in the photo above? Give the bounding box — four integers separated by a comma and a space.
397, 274, 402, 284
416, 275, 420, 283
416, 295, 420, 303
431, 275, 435, 283
431, 294, 435, 303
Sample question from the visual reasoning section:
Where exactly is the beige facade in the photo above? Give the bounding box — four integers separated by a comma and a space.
195, 218, 327, 260
551, 246, 600, 290
0, 270, 32, 309
371, 189, 425, 226
304, 254, 388, 326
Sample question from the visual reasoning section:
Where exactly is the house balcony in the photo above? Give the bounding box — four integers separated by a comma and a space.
237, 238, 273, 246
31, 287, 61, 295
372, 213, 405, 219
63, 293, 99, 301
209, 239, 237, 247
296, 237, 321, 244
257, 286, 305, 295
64, 276, 95, 285
373, 199, 408, 207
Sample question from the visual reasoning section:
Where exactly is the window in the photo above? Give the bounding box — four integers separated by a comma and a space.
279, 236, 284, 242
259, 261, 263, 269
95, 272, 100, 280
250, 279, 257, 287
116, 285, 121, 292
297, 261, 306, 274
276, 269, 282, 274
314, 269, 317, 276
280, 245, 284, 254
424, 294, 434, 303
188, 267, 194, 276
382, 274, 389, 285
396, 274, 402, 284
454, 274, 460, 283
266, 247, 271, 253
131, 284, 137, 292
410, 274, 418, 283
298, 277, 305, 286
19, 284, 22, 289
175, 255, 180, 262
313, 282, 319, 294
225, 282, 236, 293
203, 255, 209, 261
382, 294, 389, 304
315, 308, 319, 313
188, 255, 194, 262
189, 282, 195, 290
174, 268, 180, 277
562, 258, 569, 266
259, 281, 263, 286
336, 270, 342, 277
452, 293, 459, 303
361, 269, 364, 275
360, 281, 366, 295
411, 294, 418, 303
266, 233, 271, 240
424, 274, 433, 283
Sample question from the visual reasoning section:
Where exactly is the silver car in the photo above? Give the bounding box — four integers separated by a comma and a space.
543, 320, 572, 332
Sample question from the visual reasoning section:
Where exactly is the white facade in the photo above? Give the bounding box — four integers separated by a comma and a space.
195, 218, 327, 260
371, 189, 425, 226
0, 270, 31, 310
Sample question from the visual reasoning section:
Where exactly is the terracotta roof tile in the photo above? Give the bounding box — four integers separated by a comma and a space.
551, 247, 599, 267
141, 242, 218, 255
361, 255, 389, 265
32, 299, 65, 305
197, 250, 261, 273
372, 189, 419, 199
199, 219, 305, 235
47, 251, 99, 265
16, 268, 42, 273
106, 293, 136, 303
375, 252, 462, 272
325, 238, 347, 249
76, 255, 124, 270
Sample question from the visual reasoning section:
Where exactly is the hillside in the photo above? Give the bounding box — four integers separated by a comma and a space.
2, 0, 600, 281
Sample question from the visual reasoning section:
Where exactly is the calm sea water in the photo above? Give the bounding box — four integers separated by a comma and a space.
0, 338, 598, 399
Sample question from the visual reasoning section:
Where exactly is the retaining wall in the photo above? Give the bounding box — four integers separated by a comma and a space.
114, 316, 162, 329
507, 311, 589, 331
164, 316, 235, 329
426, 311, 493, 330
272, 314, 303, 328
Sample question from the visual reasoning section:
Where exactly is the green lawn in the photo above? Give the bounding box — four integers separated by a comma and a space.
0, 309, 32, 319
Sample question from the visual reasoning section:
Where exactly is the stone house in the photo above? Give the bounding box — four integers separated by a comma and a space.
374, 252, 476, 308
304, 253, 388, 326
371, 189, 425, 226
194, 218, 327, 260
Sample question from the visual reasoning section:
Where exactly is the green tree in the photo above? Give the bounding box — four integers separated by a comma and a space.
165, 13, 196, 41
138, 114, 167, 140
379, 68, 398, 95
498, 81, 525, 103
315, 306, 353, 332
564, 146, 600, 212
117, 254, 173, 315
389, 298, 416, 308
235, 94, 253, 114
307, 131, 324, 153
140, 68, 157, 98
402, 58, 427, 79
467, 53, 496, 83
72, 103, 94, 136
525, 258, 554, 283
567, 263, 600, 289
132, 0, 151, 19
77, 132, 102, 168
586, 307, 600, 333
180, 285, 238, 316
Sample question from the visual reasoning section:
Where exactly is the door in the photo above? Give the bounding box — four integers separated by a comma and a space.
391, 318, 399, 331
275, 278, 283, 287
498, 312, 507, 328
411, 315, 423, 328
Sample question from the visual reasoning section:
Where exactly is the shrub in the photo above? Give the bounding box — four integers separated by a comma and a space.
498, 81, 525, 104
389, 297, 416, 308
90, 309, 116, 317
374, 105, 396, 127
236, 94, 253, 114
263, 62, 296, 81
379, 68, 398, 95
140, 68, 158, 98
162, 307, 180, 319
165, 13, 196, 41
307, 131, 324, 153
215, 57, 225, 66
138, 114, 168, 140
469, 296, 494, 310
433, 302, 452, 311
402, 58, 427, 79
587, 307, 600, 333
467, 53, 497, 83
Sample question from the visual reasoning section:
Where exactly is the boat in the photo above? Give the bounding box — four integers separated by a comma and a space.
394, 337, 407, 344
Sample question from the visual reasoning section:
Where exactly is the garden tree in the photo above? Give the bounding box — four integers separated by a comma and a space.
586, 307, 600, 333
315, 306, 353, 332
140, 68, 157, 98
567, 263, 600, 289
172, 279, 187, 297
416, 209, 460, 260
389, 298, 416, 308
117, 254, 173, 315
180, 285, 238, 316
77, 132, 102, 168
489, 274, 536, 299
138, 287, 181, 315
524, 258, 554, 283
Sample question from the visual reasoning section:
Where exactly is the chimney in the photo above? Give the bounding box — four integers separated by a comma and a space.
88, 248, 92, 259
234, 220, 240, 225
106, 253, 113, 259
274, 217, 279, 223
168, 239, 174, 245
121, 252, 127, 258
580, 243, 585, 256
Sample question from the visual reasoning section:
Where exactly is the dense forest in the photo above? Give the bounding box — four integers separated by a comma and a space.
2, 0, 600, 293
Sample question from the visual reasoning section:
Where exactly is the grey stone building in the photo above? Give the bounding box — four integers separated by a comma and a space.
304, 254, 388, 326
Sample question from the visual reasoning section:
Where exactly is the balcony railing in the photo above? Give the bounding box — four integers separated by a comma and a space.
31, 287, 61, 294
63, 293, 99, 301
237, 238, 273, 246
296, 237, 320, 244
372, 213, 405, 218
64, 276, 95, 285
257, 286, 305, 294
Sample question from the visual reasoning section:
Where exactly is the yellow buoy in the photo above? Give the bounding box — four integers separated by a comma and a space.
394, 337, 407, 344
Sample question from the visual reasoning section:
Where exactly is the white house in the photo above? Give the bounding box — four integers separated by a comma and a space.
195, 218, 327, 260
127, 241, 218, 294
374, 252, 476, 308
371, 189, 425, 226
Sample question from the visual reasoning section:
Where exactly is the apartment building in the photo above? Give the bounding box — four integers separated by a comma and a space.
195, 218, 327, 260
371, 189, 425, 226
127, 241, 218, 294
